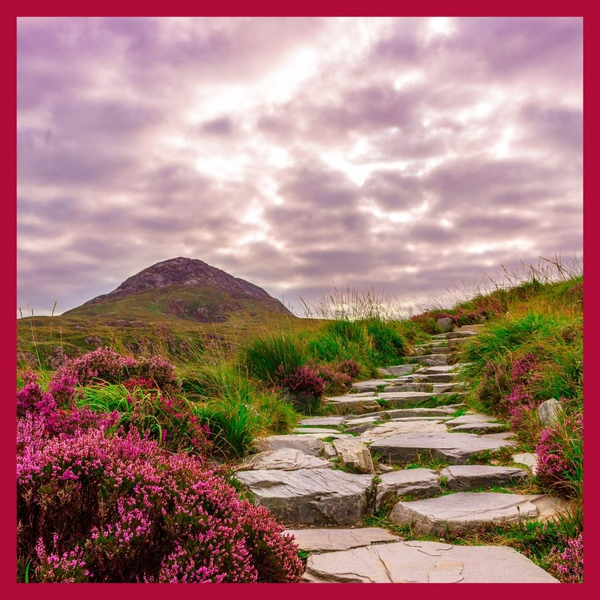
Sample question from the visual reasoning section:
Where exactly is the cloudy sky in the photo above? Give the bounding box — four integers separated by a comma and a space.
17, 17, 583, 316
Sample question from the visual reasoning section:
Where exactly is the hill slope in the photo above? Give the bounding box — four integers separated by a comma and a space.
64, 257, 293, 323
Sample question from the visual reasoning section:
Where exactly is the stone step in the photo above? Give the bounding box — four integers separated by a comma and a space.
414, 373, 456, 383
293, 427, 343, 436
369, 432, 515, 465
376, 391, 464, 408
326, 395, 382, 415
413, 345, 452, 355
303, 541, 558, 583
389, 492, 540, 535
299, 416, 346, 427
439, 465, 529, 491
384, 383, 434, 393
407, 354, 448, 366
449, 422, 508, 434
287, 527, 399, 553
432, 382, 467, 394
345, 405, 462, 421
378, 364, 417, 377
416, 365, 457, 374
241, 448, 333, 471
352, 379, 400, 393
235, 469, 373, 526
375, 469, 441, 509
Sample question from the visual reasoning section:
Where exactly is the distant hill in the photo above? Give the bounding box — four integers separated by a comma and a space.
64, 257, 293, 323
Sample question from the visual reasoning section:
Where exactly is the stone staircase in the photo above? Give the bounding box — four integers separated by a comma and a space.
233, 326, 561, 583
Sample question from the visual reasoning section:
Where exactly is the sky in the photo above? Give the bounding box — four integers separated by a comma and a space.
17, 17, 583, 317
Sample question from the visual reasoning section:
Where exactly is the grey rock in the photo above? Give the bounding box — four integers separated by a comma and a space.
417, 365, 457, 374
299, 416, 346, 427
235, 469, 373, 525
384, 383, 434, 393
376, 391, 438, 407
445, 331, 477, 339
440, 465, 528, 491
333, 438, 375, 473
432, 382, 466, 394
369, 432, 514, 464
322, 442, 337, 459
445, 413, 498, 426
376, 469, 441, 509
390, 492, 539, 534
449, 422, 508, 434
414, 373, 455, 383
538, 398, 562, 426
352, 379, 396, 392
512, 452, 539, 475
378, 364, 416, 377
303, 541, 558, 583
242, 448, 332, 471
325, 395, 381, 415
344, 415, 381, 434
361, 420, 448, 441
293, 427, 342, 436
408, 355, 448, 366
287, 527, 399, 552
252, 435, 324, 456
436, 317, 454, 332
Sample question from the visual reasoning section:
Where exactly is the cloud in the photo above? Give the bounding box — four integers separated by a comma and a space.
17, 17, 582, 315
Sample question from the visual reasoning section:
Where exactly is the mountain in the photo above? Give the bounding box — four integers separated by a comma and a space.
64, 257, 293, 323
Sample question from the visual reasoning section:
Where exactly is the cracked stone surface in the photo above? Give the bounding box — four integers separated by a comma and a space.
235, 469, 373, 525
241, 448, 332, 471
287, 527, 399, 552
440, 465, 528, 490
376, 469, 442, 509
389, 492, 539, 534
326, 395, 381, 414
369, 432, 513, 464
360, 420, 448, 441
303, 541, 558, 583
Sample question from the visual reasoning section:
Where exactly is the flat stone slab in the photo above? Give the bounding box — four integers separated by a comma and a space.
384, 383, 434, 393
299, 416, 346, 427
382, 406, 460, 419
235, 469, 373, 525
445, 413, 499, 426
344, 415, 382, 434
378, 365, 417, 377
369, 432, 514, 464
432, 383, 466, 394
376, 469, 441, 509
303, 541, 558, 583
414, 373, 455, 383
513, 452, 539, 474
326, 395, 381, 415
390, 492, 539, 534
440, 465, 529, 491
449, 422, 508, 434
361, 420, 448, 441
417, 365, 457, 374
252, 435, 324, 456
352, 379, 397, 392
287, 527, 399, 552
408, 355, 448, 366
242, 448, 332, 471
444, 331, 478, 339
293, 428, 342, 435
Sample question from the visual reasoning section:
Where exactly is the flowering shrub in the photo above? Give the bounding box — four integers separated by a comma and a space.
535, 412, 582, 497
504, 354, 541, 428
336, 359, 361, 380
17, 425, 303, 583
275, 364, 326, 414
55, 347, 179, 392
548, 533, 583, 583
313, 363, 352, 396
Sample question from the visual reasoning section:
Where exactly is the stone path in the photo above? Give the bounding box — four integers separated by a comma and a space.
234, 326, 561, 583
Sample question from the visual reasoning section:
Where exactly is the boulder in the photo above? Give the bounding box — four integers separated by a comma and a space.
235, 469, 373, 525
287, 527, 398, 552
538, 398, 562, 426
389, 492, 539, 534
303, 541, 558, 583
333, 438, 375, 473
375, 469, 441, 509
436, 317, 454, 333
440, 465, 528, 490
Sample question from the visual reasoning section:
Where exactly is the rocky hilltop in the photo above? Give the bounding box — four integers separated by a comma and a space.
64, 257, 293, 323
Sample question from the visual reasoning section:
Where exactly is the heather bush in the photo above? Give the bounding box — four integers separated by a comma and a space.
276, 364, 325, 414
548, 533, 583, 583
54, 347, 179, 393
336, 359, 361, 380
535, 411, 583, 498
17, 425, 303, 583
313, 363, 352, 396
